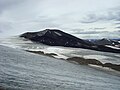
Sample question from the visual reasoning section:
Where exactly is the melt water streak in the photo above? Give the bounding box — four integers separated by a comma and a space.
0, 45, 120, 90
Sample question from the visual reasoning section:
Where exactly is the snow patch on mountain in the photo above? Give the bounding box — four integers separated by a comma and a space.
105, 45, 120, 50
54, 31, 62, 36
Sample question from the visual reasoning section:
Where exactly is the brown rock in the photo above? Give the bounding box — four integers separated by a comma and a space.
103, 63, 120, 71
67, 57, 103, 65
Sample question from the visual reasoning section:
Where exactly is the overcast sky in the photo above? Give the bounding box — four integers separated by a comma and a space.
0, 0, 120, 39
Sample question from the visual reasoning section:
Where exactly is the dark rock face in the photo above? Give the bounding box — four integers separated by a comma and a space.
20, 29, 120, 53
103, 63, 120, 71
67, 57, 103, 65
67, 57, 120, 71
20, 29, 93, 48
25, 50, 57, 58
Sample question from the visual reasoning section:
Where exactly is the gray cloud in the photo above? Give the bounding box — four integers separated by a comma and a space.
116, 30, 120, 32
71, 30, 108, 34
76, 31, 120, 39
115, 22, 120, 25
90, 27, 106, 30
0, 0, 120, 39
80, 14, 98, 23
0, 0, 25, 14
80, 8, 120, 23
116, 26, 120, 28
0, 22, 13, 32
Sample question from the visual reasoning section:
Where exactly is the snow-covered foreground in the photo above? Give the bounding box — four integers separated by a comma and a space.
0, 45, 120, 90
0, 37, 120, 65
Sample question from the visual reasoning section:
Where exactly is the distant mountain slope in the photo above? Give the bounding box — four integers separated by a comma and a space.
20, 29, 94, 48
20, 29, 120, 53
92, 38, 120, 46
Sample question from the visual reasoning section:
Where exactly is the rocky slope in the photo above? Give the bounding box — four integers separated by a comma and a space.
20, 29, 93, 48
91, 38, 120, 46
67, 57, 120, 71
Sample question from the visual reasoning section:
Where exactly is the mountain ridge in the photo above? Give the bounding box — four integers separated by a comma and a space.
20, 29, 120, 53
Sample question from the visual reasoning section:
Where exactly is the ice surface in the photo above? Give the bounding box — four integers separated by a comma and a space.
0, 45, 120, 90
0, 37, 120, 64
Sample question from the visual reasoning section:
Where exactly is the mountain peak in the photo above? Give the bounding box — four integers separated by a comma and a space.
101, 38, 111, 41
20, 29, 120, 53
20, 29, 93, 47
36, 29, 66, 37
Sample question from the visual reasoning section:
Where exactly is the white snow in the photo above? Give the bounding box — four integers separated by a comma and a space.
105, 45, 120, 50
0, 45, 120, 90
88, 64, 120, 73
54, 31, 62, 36
53, 54, 69, 59
0, 37, 120, 66
112, 42, 115, 45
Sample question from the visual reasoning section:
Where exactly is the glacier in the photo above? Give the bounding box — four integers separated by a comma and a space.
0, 45, 120, 90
